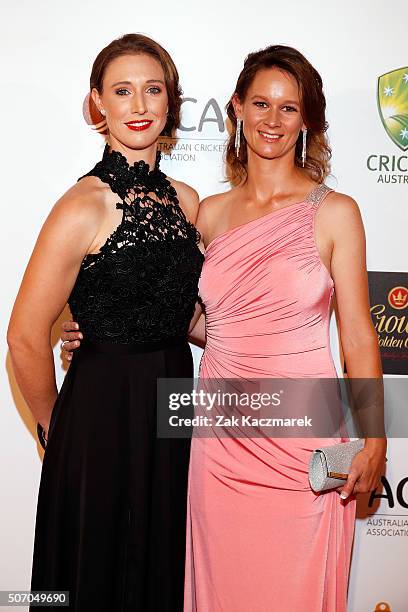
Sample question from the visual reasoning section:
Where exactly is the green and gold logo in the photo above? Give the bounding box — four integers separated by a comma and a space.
378, 67, 408, 151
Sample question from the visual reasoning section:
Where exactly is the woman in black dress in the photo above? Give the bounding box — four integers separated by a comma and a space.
7, 34, 203, 611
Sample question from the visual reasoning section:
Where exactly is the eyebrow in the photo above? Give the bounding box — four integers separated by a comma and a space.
111, 79, 165, 87
250, 94, 300, 104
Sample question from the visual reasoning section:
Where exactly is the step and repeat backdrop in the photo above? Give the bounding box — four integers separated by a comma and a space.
1, 1, 407, 610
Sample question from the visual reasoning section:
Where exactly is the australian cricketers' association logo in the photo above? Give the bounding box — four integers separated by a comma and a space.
378, 67, 408, 151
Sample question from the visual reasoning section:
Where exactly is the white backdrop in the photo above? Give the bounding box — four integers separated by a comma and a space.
1, 1, 407, 610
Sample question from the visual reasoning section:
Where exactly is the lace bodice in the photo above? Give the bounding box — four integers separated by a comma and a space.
68, 144, 204, 343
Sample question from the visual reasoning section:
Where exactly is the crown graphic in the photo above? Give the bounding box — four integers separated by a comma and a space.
388, 286, 408, 309
378, 67, 408, 151
392, 290, 407, 306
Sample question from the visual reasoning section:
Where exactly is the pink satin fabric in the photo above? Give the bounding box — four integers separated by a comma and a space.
184, 187, 356, 611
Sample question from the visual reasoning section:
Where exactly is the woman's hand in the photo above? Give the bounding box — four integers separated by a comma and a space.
61, 320, 83, 361
337, 439, 387, 500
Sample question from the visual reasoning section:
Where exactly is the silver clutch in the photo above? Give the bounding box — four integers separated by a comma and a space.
308, 439, 365, 492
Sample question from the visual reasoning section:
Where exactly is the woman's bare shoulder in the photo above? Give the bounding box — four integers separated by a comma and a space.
168, 177, 199, 224
321, 190, 362, 221
196, 189, 237, 244
318, 190, 364, 241
50, 176, 112, 224
201, 188, 235, 206
199, 188, 236, 218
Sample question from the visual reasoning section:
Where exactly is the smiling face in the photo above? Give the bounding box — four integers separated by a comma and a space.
233, 67, 305, 163
91, 53, 168, 151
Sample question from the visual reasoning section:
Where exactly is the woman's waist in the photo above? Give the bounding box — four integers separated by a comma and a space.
75, 334, 188, 355
204, 333, 331, 357
200, 343, 336, 378
67, 312, 191, 348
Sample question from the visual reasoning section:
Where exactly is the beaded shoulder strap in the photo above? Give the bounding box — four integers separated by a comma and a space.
305, 183, 333, 209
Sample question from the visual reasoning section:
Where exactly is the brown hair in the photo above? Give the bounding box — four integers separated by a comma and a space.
225, 45, 331, 185
90, 33, 182, 136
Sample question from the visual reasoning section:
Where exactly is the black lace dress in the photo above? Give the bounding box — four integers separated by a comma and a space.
30, 145, 204, 612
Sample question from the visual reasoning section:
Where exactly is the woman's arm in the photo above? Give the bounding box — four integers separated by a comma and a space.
7, 187, 101, 437
185, 193, 209, 349
322, 193, 387, 498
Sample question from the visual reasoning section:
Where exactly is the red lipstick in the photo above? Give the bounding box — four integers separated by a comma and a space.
125, 120, 153, 132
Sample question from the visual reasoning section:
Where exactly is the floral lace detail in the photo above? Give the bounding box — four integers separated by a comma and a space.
78, 144, 201, 270
68, 145, 204, 344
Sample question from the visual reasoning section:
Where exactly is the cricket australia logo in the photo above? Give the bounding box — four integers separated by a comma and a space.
378, 67, 408, 151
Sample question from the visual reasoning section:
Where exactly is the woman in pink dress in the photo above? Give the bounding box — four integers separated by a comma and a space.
183, 45, 386, 611
61, 45, 386, 611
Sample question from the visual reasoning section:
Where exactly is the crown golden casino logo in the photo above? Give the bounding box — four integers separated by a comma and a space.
388, 286, 408, 310
378, 67, 408, 151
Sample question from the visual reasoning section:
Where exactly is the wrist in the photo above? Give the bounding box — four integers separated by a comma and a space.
364, 437, 387, 456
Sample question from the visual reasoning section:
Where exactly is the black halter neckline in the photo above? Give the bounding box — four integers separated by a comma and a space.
79, 144, 170, 201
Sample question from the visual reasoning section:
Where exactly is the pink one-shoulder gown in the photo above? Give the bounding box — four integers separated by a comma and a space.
184, 184, 356, 612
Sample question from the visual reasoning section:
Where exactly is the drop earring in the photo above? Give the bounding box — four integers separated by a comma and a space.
302, 128, 307, 167
100, 108, 106, 116
235, 118, 242, 157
